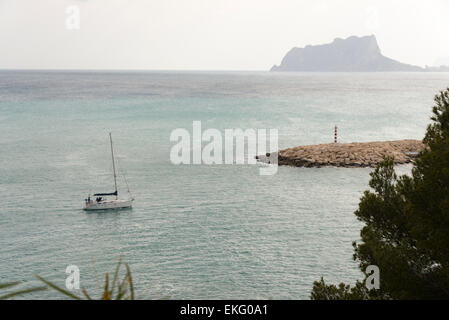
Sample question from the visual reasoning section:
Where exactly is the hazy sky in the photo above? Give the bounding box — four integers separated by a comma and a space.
1, 0, 448, 70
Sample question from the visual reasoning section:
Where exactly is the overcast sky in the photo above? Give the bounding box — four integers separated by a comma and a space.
1, 0, 448, 70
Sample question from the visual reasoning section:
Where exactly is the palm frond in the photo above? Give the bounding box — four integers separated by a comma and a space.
102, 273, 110, 300
35, 275, 82, 300
110, 255, 122, 296
0, 282, 20, 290
125, 263, 134, 300
0, 286, 47, 300
81, 288, 92, 300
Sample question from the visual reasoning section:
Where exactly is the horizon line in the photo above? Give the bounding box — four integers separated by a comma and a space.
1, 69, 449, 74
0, 68, 269, 72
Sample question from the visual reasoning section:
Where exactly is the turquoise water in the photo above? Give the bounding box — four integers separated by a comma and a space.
0, 71, 448, 299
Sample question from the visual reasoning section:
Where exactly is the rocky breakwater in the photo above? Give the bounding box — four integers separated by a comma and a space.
256, 140, 424, 168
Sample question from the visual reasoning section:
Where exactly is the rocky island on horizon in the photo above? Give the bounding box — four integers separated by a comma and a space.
256, 139, 425, 168
271, 35, 449, 72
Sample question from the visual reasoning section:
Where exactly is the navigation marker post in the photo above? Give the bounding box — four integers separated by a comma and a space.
334, 125, 338, 145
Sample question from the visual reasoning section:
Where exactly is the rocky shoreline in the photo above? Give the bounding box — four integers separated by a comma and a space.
256, 140, 424, 168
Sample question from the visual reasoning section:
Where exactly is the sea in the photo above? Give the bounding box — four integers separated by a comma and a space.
0, 70, 448, 299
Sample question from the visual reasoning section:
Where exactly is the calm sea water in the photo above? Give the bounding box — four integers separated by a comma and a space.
0, 71, 448, 299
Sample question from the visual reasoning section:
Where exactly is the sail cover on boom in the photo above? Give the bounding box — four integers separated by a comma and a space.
93, 191, 118, 196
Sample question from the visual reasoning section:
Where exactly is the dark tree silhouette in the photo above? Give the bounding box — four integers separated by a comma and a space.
312, 88, 449, 300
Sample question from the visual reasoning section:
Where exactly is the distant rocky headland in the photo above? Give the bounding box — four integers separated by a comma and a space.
256, 140, 424, 168
271, 35, 449, 72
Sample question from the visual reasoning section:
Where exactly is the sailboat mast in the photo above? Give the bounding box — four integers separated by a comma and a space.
109, 132, 118, 200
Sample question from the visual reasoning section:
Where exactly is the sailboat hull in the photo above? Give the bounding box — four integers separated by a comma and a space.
84, 199, 133, 211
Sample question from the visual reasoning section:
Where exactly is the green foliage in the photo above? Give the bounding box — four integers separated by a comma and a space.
35, 256, 136, 300
311, 278, 382, 300
0, 281, 47, 300
312, 88, 449, 300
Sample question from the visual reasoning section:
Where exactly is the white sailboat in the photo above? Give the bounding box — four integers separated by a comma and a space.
84, 133, 134, 211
